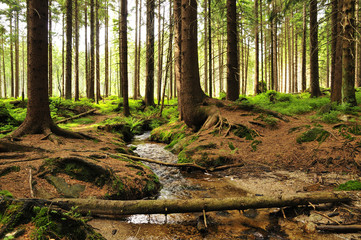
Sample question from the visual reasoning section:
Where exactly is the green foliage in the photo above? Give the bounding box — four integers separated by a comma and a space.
232, 124, 258, 140
251, 140, 262, 151
296, 127, 330, 144
0, 190, 13, 198
336, 180, 361, 191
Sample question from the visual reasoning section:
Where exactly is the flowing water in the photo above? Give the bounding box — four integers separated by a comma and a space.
89, 133, 356, 240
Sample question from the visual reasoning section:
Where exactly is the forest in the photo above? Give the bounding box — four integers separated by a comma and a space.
0, 0, 361, 239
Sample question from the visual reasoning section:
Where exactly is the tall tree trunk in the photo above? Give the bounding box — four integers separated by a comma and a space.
270, 15, 275, 91
12, 0, 81, 138
331, 0, 342, 102
22, 36, 25, 100
294, 23, 298, 92
287, 17, 292, 93
121, 0, 130, 116
226, 0, 239, 101
309, 0, 321, 97
260, 0, 264, 92
157, 1, 164, 105
204, 0, 208, 94
10, 15, 14, 97
358, 0, 361, 87
218, 37, 223, 95
273, 16, 278, 91
208, 0, 212, 98
145, 0, 155, 106
133, 0, 139, 99
180, 0, 207, 130
245, 40, 250, 94
15, 9, 19, 98
62, 13, 65, 98
254, 0, 259, 95
326, 29, 330, 88
89, 0, 95, 100
48, 0, 53, 97
65, 0, 72, 99
105, 0, 109, 98
174, 0, 182, 118
2, 36, 6, 98
74, 0, 79, 101
95, 0, 101, 103
342, 0, 357, 106
85, 1, 89, 98
137, 0, 142, 98
301, 2, 307, 92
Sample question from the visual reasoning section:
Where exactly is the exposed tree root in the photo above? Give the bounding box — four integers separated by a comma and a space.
0, 140, 46, 153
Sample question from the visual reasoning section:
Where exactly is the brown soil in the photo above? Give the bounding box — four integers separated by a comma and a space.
1, 106, 361, 239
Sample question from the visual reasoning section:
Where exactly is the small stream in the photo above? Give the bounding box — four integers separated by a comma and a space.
90, 132, 341, 239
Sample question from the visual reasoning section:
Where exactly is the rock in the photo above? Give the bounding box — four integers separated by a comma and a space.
46, 175, 85, 198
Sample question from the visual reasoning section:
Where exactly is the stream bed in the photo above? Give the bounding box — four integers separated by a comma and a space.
89, 133, 359, 240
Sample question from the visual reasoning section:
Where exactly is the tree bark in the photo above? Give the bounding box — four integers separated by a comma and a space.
10, 15, 14, 97
48, 0, 53, 97
11, 0, 82, 138
104, 0, 109, 98
95, 0, 101, 103
309, 0, 321, 97
180, 0, 208, 130
133, 0, 139, 99
50, 192, 350, 216
342, 0, 357, 106
65, 0, 72, 100
15, 9, 19, 98
85, 1, 89, 98
121, 0, 130, 116
174, 0, 182, 118
331, 0, 342, 102
157, 1, 164, 105
204, 0, 208, 95
74, 0, 79, 101
226, 0, 239, 101
254, 0, 259, 95
145, 0, 155, 106
89, 0, 95, 100
208, 0, 212, 98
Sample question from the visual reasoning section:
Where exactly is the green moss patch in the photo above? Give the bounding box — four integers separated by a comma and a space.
336, 180, 361, 191
296, 127, 330, 144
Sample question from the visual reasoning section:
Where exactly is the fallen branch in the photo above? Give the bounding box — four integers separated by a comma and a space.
0, 157, 44, 166
56, 109, 97, 124
316, 224, 361, 233
112, 153, 207, 171
113, 153, 245, 172
46, 192, 352, 216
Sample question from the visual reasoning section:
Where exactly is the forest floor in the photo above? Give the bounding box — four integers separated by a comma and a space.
0, 97, 361, 239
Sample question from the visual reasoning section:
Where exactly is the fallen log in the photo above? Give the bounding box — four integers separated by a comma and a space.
316, 224, 361, 233
56, 109, 96, 124
46, 192, 351, 216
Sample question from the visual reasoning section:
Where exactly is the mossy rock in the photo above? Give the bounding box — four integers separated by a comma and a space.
196, 155, 233, 168
98, 123, 134, 142
296, 127, 330, 144
0, 105, 20, 127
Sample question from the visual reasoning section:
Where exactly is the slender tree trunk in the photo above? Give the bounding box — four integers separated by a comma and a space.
95, 0, 101, 103
331, 0, 342, 102
301, 2, 307, 92
245, 40, 250, 95
294, 24, 298, 92
342, 0, 357, 106
65, 0, 72, 99
89, 0, 95, 100
133, 0, 139, 99
174, 0, 182, 117
137, 0, 142, 98
254, 0, 259, 95
74, 0, 79, 101
10, 16, 14, 97
15, 10, 19, 98
273, 17, 278, 91
48, 0, 53, 97
180, 0, 207, 130
121, 0, 130, 116
291, 12, 295, 93
157, 1, 164, 105
287, 18, 292, 93
309, 0, 321, 97
204, 0, 208, 94
326, 29, 330, 88
2, 36, 6, 98
358, 0, 361, 87
208, 0, 212, 98
85, 1, 89, 98
105, 0, 109, 98
270, 16, 275, 91
226, 0, 239, 101
218, 37, 223, 95
145, 0, 155, 106
22, 36, 25, 100
62, 13, 65, 98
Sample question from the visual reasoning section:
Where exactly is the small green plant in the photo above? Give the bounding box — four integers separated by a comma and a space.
296, 127, 330, 144
336, 180, 361, 191
251, 140, 262, 151
0, 190, 13, 198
